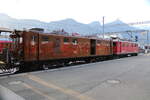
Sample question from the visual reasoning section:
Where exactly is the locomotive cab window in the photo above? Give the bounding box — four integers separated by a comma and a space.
72, 38, 78, 45
10, 34, 21, 48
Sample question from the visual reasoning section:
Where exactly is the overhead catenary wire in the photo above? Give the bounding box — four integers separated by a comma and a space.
105, 20, 150, 27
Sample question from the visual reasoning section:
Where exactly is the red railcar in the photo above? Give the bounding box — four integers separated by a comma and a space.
22, 31, 113, 62
113, 40, 138, 56
0, 40, 12, 54
0, 29, 139, 72
6, 30, 113, 71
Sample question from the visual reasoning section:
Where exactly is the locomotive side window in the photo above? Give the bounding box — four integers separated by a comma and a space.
31, 36, 37, 45
97, 40, 101, 44
104, 41, 106, 46
42, 36, 49, 42
106, 42, 109, 46
32, 36, 36, 41
64, 38, 69, 43
72, 38, 78, 45
11, 35, 20, 48
41, 36, 49, 44
125, 43, 127, 47
20, 37, 23, 43
101, 41, 105, 46
122, 43, 124, 47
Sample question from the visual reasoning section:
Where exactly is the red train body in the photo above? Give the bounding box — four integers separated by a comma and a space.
0, 29, 139, 72
21, 31, 113, 63
113, 40, 138, 56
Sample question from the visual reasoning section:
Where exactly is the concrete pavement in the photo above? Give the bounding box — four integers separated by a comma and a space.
0, 54, 150, 100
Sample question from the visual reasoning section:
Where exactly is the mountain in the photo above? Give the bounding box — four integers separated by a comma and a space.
0, 13, 50, 30
88, 21, 102, 32
48, 19, 101, 35
0, 13, 137, 35
0, 14, 101, 35
0, 13, 148, 45
87, 20, 139, 39
104, 20, 137, 39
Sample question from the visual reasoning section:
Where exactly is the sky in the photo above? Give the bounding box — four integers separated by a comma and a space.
0, 0, 150, 24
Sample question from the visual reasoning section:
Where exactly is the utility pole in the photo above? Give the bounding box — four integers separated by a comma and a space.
102, 16, 105, 38
130, 31, 133, 41
147, 30, 149, 46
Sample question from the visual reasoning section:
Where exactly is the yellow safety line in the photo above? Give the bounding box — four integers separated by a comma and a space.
26, 74, 95, 100
22, 82, 55, 100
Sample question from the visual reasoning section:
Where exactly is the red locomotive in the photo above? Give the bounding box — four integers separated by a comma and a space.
0, 29, 139, 72
113, 40, 138, 56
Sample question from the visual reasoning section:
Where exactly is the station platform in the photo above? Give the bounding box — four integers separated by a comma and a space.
0, 54, 150, 100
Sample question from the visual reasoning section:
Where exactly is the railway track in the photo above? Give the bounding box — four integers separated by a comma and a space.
0, 59, 99, 76
0, 53, 141, 77
0, 55, 126, 76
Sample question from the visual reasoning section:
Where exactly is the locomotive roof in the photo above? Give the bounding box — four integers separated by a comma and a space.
16, 30, 112, 41
40, 33, 108, 40
113, 39, 137, 44
0, 27, 13, 32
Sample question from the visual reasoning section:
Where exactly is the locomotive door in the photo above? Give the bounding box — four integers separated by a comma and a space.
24, 32, 39, 61
90, 39, 96, 55
30, 34, 39, 61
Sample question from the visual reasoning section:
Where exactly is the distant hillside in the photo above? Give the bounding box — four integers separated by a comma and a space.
0, 13, 149, 45
48, 19, 101, 36
0, 14, 100, 35
0, 13, 138, 35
